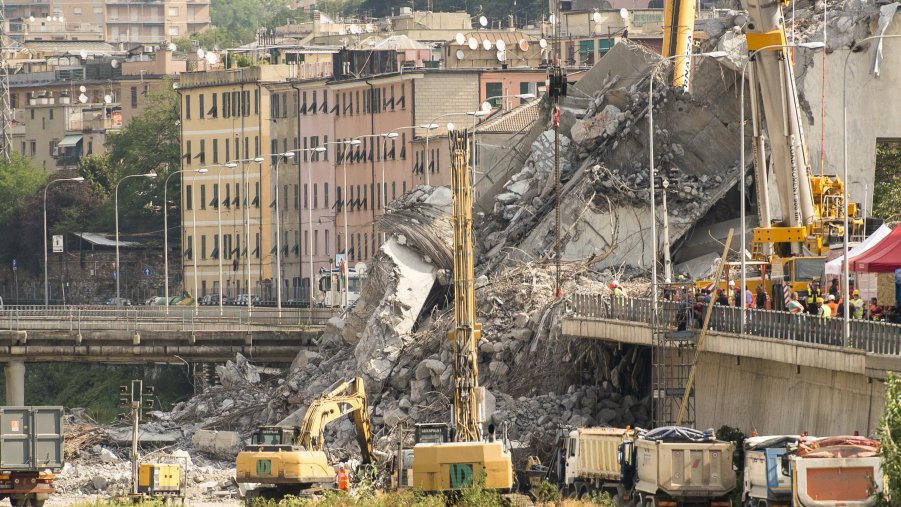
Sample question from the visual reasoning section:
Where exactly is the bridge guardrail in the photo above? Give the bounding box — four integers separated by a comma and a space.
0, 305, 339, 333
569, 293, 901, 356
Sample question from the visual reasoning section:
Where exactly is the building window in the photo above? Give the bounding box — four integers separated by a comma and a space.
213, 139, 219, 164
168, 6, 178, 16
324, 183, 329, 209
313, 184, 318, 209
186, 184, 193, 210
225, 138, 230, 162
200, 184, 206, 210
325, 229, 330, 255
186, 235, 193, 260
223, 93, 229, 118
211, 92, 217, 117
486, 82, 503, 107
73, 6, 82, 14
314, 230, 319, 256
201, 235, 207, 259
304, 183, 308, 209
185, 95, 191, 119
293, 184, 298, 210
199, 94, 205, 119
131, 87, 138, 108
212, 183, 219, 209
185, 140, 192, 164
199, 139, 205, 164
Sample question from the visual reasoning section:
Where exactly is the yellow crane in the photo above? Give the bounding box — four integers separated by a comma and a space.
410, 130, 514, 491
235, 376, 375, 501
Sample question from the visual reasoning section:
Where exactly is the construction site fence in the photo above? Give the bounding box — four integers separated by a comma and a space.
569, 294, 901, 356
0, 305, 338, 330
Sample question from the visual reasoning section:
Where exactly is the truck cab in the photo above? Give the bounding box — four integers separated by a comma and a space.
743, 436, 798, 507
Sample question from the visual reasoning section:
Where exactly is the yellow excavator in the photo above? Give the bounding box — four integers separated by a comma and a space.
235, 376, 375, 501
410, 130, 514, 491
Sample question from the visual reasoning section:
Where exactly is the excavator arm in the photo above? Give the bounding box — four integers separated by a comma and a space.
296, 376, 376, 464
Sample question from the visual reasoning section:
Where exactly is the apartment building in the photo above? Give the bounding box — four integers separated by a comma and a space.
2, 0, 210, 43
178, 65, 294, 300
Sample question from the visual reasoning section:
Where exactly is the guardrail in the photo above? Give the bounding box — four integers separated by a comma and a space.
0, 305, 339, 332
569, 293, 901, 356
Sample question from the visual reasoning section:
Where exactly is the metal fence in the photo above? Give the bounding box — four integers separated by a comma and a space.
0, 305, 339, 332
569, 293, 901, 356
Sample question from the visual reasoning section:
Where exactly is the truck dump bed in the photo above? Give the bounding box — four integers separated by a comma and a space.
635, 439, 736, 498
793, 436, 882, 507
0, 407, 63, 471
569, 427, 632, 481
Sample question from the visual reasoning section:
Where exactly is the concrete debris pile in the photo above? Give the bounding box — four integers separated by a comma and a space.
478, 41, 746, 273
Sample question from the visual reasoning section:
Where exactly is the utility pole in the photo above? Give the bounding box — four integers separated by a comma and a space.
0, 0, 12, 160
119, 380, 155, 497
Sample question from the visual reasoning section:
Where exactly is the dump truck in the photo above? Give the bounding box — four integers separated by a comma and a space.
0, 407, 64, 507
742, 435, 798, 507
621, 427, 736, 507
786, 436, 883, 507
545, 427, 634, 499
235, 377, 375, 502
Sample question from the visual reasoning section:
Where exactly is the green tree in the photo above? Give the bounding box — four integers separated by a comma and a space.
0, 153, 46, 222
873, 142, 901, 221
77, 153, 117, 195
879, 372, 900, 505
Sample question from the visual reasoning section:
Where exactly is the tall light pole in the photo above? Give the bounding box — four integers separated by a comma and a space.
288, 146, 328, 307
115, 172, 158, 306
43, 177, 84, 307
234, 157, 264, 314
215, 163, 237, 315
842, 35, 900, 345
739, 41, 824, 332
649, 51, 726, 313
661, 178, 672, 282
164, 167, 209, 314
341, 139, 361, 308
272, 152, 295, 311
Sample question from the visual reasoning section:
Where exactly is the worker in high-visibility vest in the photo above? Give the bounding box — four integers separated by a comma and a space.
336, 464, 350, 492
849, 290, 864, 319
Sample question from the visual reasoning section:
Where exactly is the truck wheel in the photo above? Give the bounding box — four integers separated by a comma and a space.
577, 484, 590, 499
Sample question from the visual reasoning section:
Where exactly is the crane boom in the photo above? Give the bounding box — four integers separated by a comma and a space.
449, 129, 481, 443
662, 0, 697, 89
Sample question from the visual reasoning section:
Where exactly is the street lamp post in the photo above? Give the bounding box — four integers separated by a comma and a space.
661, 178, 672, 282
649, 51, 727, 314
738, 42, 824, 333
216, 163, 238, 315
164, 167, 210, 314
842, 35, 900, 345
288, 145, 329, 308
233, 157, 265, 315
272, 152, 295, 312
115, 172, 158, 306
43, 177, 84, 307
341, 139, 361, 308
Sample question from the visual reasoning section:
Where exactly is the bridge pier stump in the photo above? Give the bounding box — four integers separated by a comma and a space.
5, 361, 25, 405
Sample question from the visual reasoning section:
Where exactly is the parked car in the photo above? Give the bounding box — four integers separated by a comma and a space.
234, 294, 261, 306
104, 297, 132, 306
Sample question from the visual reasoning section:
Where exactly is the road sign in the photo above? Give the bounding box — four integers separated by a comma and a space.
143, 267, 153, 277
11, 259, 16, 271
52, 235, 63, 253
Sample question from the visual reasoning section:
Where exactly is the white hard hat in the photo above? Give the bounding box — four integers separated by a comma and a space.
728, 280, 735, 287
828, 294, 835, 301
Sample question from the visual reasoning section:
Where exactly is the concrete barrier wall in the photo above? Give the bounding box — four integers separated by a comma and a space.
696, 352, 886, 436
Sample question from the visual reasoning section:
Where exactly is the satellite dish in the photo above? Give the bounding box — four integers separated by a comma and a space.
79, 49, 87, 59
45, 16, 51, 21
620, 8, 630, 19
79, 85, 86, 93
447, 122, 456, 131
549, 14, 556, 24
455, 32, 465, 45
58, 15, 64, 22
496, 39, 506, 51
456, 49, 465, 60
196, 48, 205, 59
468, 37, 478, 50
205, 52, 218, 65
103, 94, 112, 104
496, 50, 505, 62
481, 100, 492, 112
482, 39, 493, 50
518, 39, 529, 51
479, 15, 488, 27
539, 38, 548, 49
28, 16, 34, 22
167, 42, 177, 51
593, 11, 602, 23
78, 94, 88, 104
110, 59, 119, 68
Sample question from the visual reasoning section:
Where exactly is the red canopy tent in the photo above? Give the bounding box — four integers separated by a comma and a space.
852, 225, 901, 273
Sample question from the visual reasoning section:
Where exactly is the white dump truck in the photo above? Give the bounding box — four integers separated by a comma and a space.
786, 436, 883, 507
742, 435, 798, 507
621, 427, 736, 507
546, 427, 634, 499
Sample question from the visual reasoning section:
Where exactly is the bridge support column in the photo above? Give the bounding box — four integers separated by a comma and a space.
5, 361, 25, 405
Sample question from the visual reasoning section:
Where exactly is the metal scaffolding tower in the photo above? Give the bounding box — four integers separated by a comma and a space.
0, 0, 12, 161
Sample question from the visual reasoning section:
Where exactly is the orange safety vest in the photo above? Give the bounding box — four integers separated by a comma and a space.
336, 469, 350, 491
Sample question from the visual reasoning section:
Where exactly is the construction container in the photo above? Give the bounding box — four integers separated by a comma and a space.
138, 464, 182, 495
0, 407, 63, 471
634, 438, 736, 498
